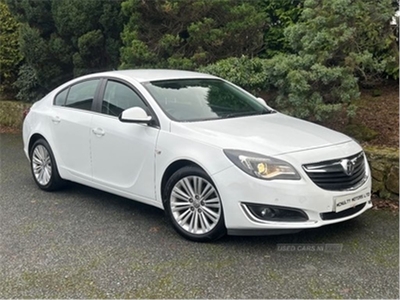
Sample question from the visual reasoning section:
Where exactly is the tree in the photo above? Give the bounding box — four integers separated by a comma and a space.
6, 0, 123, 102
120, 0, 267, 69
285, 0, 398, 86
199, 55, 359, 122
260, 0, 303, 58
200, 0, 398, 122
268, 0, 397, 120
199, 56, 270, 94
52, 0, 123, 76
0, 0, 22, 98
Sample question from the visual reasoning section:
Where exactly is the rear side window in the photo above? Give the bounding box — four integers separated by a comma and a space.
54, 88, 68, 106
64, 79, 100, 111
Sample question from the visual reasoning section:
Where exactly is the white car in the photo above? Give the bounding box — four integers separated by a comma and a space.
23, 69, 372, 241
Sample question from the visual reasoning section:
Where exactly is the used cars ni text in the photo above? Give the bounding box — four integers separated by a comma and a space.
23, 69, 372, 241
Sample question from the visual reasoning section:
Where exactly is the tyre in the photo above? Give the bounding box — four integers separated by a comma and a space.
163, 166, 226, 242
30, 138, 65, 191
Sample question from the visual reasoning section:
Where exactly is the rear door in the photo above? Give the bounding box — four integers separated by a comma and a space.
50, 78, 101, 179
90, 79, 160, 201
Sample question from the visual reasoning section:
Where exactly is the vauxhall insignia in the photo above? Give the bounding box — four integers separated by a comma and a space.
340, 159, 355, 176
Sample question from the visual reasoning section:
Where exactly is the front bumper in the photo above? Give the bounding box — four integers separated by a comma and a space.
212, 154, 372, 235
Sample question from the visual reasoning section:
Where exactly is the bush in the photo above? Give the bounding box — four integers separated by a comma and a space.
285, 0, 398, 85
6, 0, 123, 102
264, 54, 359, 121
13, 64, 44, 103
198, 56, 270, 95
199, 55, 358, 122
0, 1, 22, 98
120, 0, 267, 69
259, 0, 303, 58
0, 100, 31, 128
201, 0, 398, 122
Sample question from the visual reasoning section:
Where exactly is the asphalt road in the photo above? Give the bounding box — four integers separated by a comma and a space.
0, 133, 398, 299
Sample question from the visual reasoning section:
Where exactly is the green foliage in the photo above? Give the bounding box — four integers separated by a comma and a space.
6, 0, 123, 102
3, 0, 397, 116
198, 56, 270, 95
200, 55, 359, 121
201, 0, 398, 122
13, 64, 43, 102
0, 1, 22, 98
120, 0, 267, 69
265, 54, 359, 121
260, 0, 303, 58
285, 0, 398, 85
265, 0, 398, 119
51, 0, 123, 75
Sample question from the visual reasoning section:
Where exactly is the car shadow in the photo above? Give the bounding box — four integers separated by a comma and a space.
223, 218, 362, 243
58, 181, 167, 222
57, 181, 368, 248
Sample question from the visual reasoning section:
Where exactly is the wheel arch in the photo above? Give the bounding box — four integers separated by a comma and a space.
160, 159, 207, 206
160, 159, 227, 241
28, 133, 66, 190
28, 133, 48, 156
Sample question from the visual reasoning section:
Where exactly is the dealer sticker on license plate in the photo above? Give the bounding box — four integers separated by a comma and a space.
333, 188, 371, 213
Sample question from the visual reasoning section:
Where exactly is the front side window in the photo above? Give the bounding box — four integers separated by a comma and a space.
143, 79, 271, 122
64, 79, 100, 111
101, 80, 147, 116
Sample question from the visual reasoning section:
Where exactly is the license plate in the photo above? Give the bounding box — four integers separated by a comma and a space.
333, 188, 371, 212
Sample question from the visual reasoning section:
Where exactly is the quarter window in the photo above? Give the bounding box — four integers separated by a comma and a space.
102, 80, 147, 116
64, 79, 100, 111
54, 88, 68, 106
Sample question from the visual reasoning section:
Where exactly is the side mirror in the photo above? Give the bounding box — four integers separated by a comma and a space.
256, 97, 275, 111
119, 107, 152, 123
256, 97, 266, 106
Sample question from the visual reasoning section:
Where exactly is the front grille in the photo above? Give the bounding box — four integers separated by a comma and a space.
303, 152, 367, 191
320, 203, 366, 220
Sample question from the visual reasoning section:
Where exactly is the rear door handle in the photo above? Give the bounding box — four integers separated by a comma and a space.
92, 128, 105, 137
51, 116, 61, 124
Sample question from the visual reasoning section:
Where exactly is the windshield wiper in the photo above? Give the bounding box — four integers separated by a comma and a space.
223, 110, 275, 119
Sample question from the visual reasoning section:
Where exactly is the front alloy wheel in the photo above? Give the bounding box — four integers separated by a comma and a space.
164, 166, 226, 241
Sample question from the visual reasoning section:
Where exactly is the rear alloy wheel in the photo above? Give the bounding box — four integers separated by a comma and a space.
164, 166, 226, 241
30, 139, 65, 191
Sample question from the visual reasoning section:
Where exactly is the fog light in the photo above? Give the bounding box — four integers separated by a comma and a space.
244, 203, 308, 222
260, 207, 274, 218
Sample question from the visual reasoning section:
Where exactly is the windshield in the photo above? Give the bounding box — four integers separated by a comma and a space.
143, 79, 271, 122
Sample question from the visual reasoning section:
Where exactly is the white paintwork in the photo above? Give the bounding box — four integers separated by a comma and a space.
120, 107, 152, 122
90, 113, 159, 201
22, 69, 372, 235
50, 107, 93, 179
213, 144, 372, 231
170, 113, 352, 157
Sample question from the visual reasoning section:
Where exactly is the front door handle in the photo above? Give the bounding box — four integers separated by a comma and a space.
51, 116, 61, 124
92, 128, 105, 137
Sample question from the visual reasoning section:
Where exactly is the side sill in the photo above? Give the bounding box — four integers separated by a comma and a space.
227, 229, 303, 236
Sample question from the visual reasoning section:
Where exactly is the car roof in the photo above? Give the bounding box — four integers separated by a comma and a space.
91, 69, 219, 83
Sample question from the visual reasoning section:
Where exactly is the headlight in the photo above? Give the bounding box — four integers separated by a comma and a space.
223, 149, 301, 180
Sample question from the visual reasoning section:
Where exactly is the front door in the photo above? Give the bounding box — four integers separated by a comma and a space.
90, 79, 159, 201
